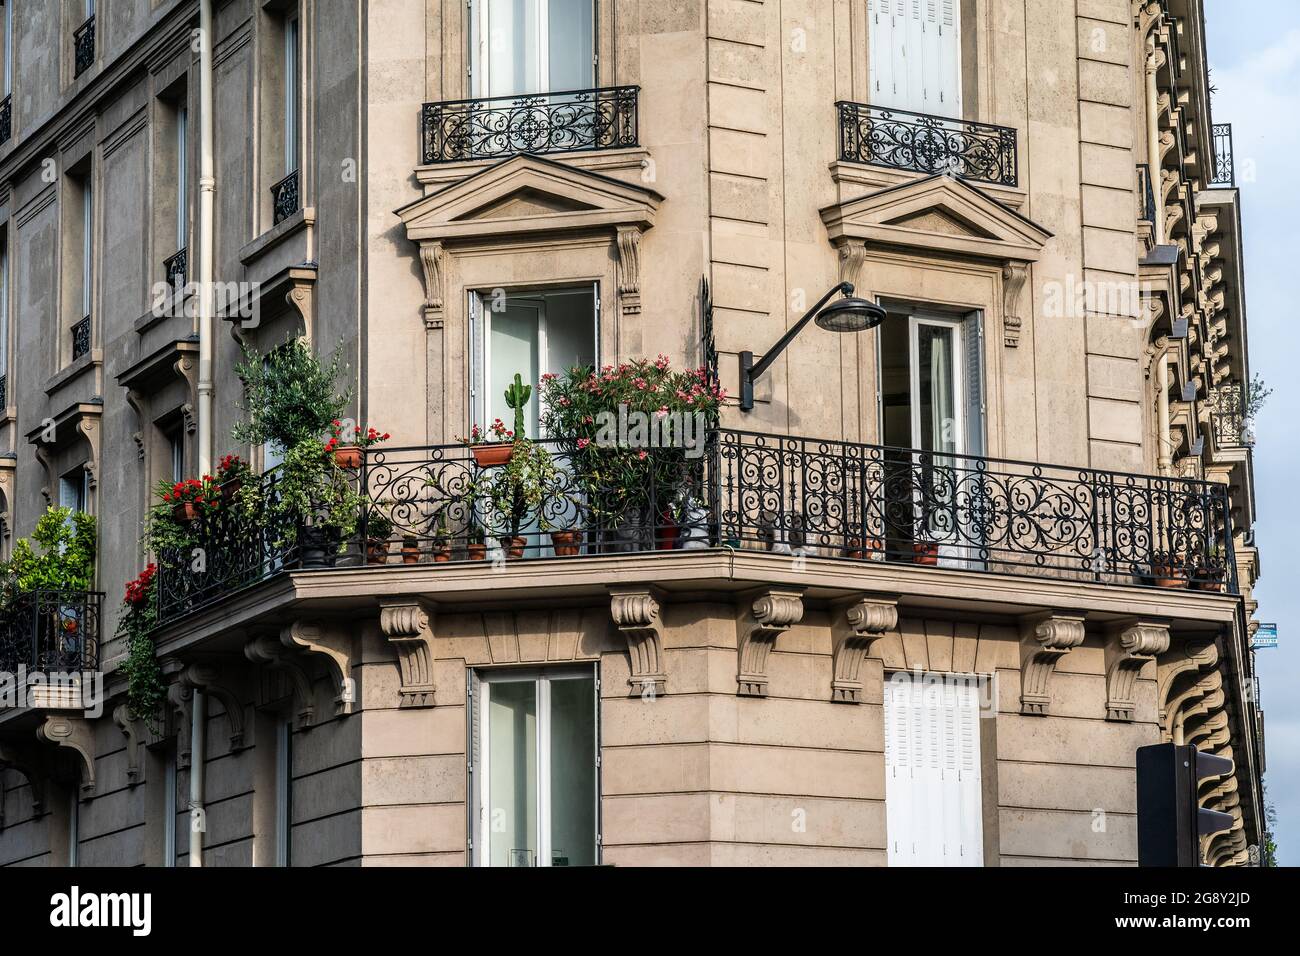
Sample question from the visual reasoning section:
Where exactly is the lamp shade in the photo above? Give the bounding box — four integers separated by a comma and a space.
814, 297, 886, 333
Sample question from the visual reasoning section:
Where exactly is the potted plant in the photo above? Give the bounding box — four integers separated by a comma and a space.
6, 506, 96, 593
326, 420, 391, 469
400, 535, 422, 565
844, 535, 885, 560
430, 516, 453, 562
1241, 373, 1271, 447
232, 336, 352, 452
216, 453, 252, 503
550, 527, 584, 556
1149, 551, 1190, 589
466, 526, 487, 561
271, 437, 365, 569
460, 420, 516, 468
481, 438, 557, 560
162, 477, 220, 524
365, 512, 394, 565
116, 563, 166, 732
1192, 548, 1227, 592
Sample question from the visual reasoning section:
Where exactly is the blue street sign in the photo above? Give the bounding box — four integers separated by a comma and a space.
1252, 623, 1278, 650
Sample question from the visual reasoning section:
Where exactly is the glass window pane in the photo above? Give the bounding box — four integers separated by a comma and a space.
917, 324, 956, 454
489, 302, 541, 437
547, 0, 593, 92
547, 675, 596, 866
488, 679, 538, 867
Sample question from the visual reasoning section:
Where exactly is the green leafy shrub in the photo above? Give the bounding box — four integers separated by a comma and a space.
232, 336, 352, 450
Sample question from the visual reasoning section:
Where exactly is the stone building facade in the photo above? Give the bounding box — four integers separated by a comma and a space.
0, 0, 1264, 866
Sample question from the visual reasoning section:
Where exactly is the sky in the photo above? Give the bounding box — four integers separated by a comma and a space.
1203, 0, 1298, 865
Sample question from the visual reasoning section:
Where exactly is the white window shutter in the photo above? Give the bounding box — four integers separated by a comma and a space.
936, 0, 962, 116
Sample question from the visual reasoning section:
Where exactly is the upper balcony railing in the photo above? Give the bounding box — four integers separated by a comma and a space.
0, 589, 103, 676
1211, 123, 1236, 187
271, 169, 300, 226
1137, 163, 1156, 223
164, 247, 188, 289
1210, 384, 1249, 449
837, 101, 1019, 187
155, 429, 1238, 624
71, 315, 91, 362
0, 94, 11, 146
420, 85, 640, 164
73, 16, 96, 79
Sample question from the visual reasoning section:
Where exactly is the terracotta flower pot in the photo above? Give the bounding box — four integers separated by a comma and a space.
551, 530, 583, 556
172, 501, 201, 523
1150, 563, 1189, 589
503, 536, 527, 559
367, 539, 391, 566
912, 541, 940, 566
467, 542, 488, 561
844, 537, 884, 559
221, 479, 242, 503
1191, 571, 1224, 593
400, 538, 422, 564
334, 445, 364, 469
471, 443, 514, 468
431, 542, 452, 563
656, 511, 679, 551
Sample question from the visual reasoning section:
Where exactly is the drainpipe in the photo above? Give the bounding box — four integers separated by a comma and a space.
1156, 349, 1173, 477
189, 688, 207, 866
197, 0, 216, 475
1145, 41, 1164, 246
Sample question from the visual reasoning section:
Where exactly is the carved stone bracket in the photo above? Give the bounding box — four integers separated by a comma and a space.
181, 663, 247, 750
36, 715, 96, 796
1104, 618, 1171, 722
1002, 261, 1030, 347
418, 239, 445, 329
164, 671, 193, 768
616, 225, 643, 317
609, 586, 667, 697
245, 634, 317, 727
1019, 611, 1087, 716
378, 599, 437, 708
282, 621, 356, 716
112, 704, 145, 786
1157, 638, 1218, 742
736, 588, 805, 697
830, 595, 898, 703
835, 237, 868, 291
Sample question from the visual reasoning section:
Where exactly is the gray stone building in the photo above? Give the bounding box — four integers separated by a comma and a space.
0, 0, 1264, 866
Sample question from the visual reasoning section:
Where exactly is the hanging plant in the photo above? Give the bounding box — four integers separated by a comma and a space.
116, 564, 166, 733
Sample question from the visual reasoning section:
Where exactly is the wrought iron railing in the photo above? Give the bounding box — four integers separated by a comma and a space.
1137, 163, 1156, 223
0, 589, 103, 675
1211, 123, 1235, 187
71, 315, 91, 362
837, 101, 1018, 187
0, 373, 7, 410
153, 429, 1239, 625
271, 169, 300, 226
0, 94, 11, 145
1210, 384, 1248, 449
421, 86, 640, 164
164, 247, 188, 289
74, 16, 96, 78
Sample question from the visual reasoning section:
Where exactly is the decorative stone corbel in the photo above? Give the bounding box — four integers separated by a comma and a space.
830, 595, 898, 703
378, 599, 437, 708
418, 239, 445, 329
836, 237, 867, 290
1002, 261, 1029, 347
163, 662, 193, 768
736, 588, 805, 697
1104, 618, 1171, 722
282, 621, 356, 716
181, 663, 247, 750
616, 225, 642, 317
1157, 639, 1217, 740
112, 704, 144, 787
36, 715, 96, 796
1019, 610, 1087, 716
245, 634, 316, 727
608, 586, 667, 697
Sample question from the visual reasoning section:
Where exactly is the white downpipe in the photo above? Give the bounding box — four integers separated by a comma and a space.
1145, 44, 1164, 246
197, 0, 216, 475
1156, 354, 1172, 477
189, 688, 207, 866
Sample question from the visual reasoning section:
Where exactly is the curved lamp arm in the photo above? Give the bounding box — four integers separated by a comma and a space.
740, 282, 854, 412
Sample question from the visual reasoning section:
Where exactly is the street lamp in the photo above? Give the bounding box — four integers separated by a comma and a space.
739, 281, 886, 411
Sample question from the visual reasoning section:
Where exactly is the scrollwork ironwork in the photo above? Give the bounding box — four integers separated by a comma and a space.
837, 101, 1018, 187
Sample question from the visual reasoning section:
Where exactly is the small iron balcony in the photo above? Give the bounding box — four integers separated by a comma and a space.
71, 315, 91, 362
0, 94, 11, 145
1211, 123, 1236, 187
0, 589, 103, 676
74, 16, 96, 78
838, 101, 1019, 187
421, 85, 640, 164
164, 247, 188, 288
271, 170, 300, 226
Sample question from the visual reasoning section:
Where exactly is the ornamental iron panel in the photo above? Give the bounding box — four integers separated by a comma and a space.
421, 86, 639, 164
74, 16, 96, 78
0, 590, 102, 675
271, 169, 300, 226
1210, 384, 1248, 448
164, 247, 188, 289
1137, 163, 1156, 223
1211, 123, 1235, 187
71, 315, 91, 361
0, 94, 11, 145
837, 101, 1019, 187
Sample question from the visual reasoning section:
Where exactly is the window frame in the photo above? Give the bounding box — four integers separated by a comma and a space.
470, 0, 597, 99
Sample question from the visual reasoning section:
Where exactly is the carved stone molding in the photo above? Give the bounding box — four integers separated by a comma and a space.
1019, 611, 1087, 716
36, 716, 96, 796
830, 595, 898, 703
616, 225, 643, 316
1157, 638, 1218, 741
418, 239, 445, 328
244, 634, 316, 727
1104, 618, 1171, 722
112, 704, 144, 786
165, 676, 193, 768
608, 586, 667, 697
282, 620, 356, 716
378, 599, 437, 708
180, 663, 247, 751
1002, 261, 1030, 347
835, 237, 867, 290
736, 588, 805, 697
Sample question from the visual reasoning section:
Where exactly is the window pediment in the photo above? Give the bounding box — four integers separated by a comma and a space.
396, 154, 662, 244
820, 173, 1052, 263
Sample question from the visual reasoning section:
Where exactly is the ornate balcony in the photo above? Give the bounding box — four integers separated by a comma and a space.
154, 429, 1239, 625
71, 315, 91, 362
0, 590, 102, 675
1210, 384, 1249, 449
1211, 123, 1235, 187
271, 170, 300, 226
0, 373, 6, 410
164, 247, 188, 288
0, 94, 11, 146
73, 16, 96, 78
420, 86, 640, 164
837, 101, 1018, 187
1137, 163, 1156, 223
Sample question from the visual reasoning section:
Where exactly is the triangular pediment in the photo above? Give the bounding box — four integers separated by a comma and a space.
821, 174, 1052, 263
397, 154, 662, 243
